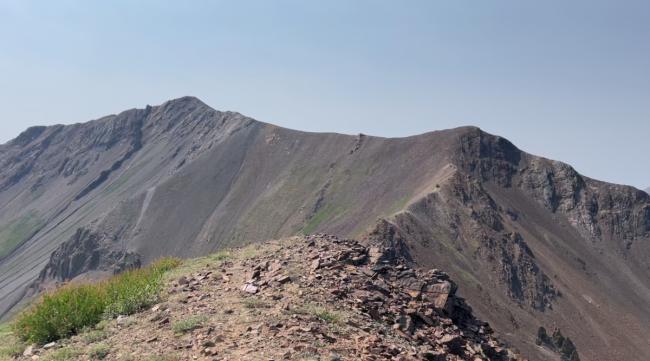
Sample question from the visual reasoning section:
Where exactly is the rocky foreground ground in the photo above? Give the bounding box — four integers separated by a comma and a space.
15, 235, 523, 361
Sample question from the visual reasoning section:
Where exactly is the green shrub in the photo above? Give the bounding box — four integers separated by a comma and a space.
13, 258, 180, 344
13, 284, 107, 344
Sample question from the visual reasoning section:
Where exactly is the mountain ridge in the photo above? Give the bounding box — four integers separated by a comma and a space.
1, 97, 648, 361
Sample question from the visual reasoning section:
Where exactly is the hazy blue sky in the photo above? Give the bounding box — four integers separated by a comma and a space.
1, 1, 648, 188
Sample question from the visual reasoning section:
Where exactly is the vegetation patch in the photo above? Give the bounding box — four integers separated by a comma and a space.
243, 298, 269, 309
81, 329, 111, 344
0, 211, 44, 259
42, 347, 82, 361
302, 205, 345, 235
0, 342, 23, 361
209, 250, 231, 262
171, 315, 207, 334
293, 304, 342, 324
13, 257, 181, 344
0, 323, 24, 360
88, 343, 110, 360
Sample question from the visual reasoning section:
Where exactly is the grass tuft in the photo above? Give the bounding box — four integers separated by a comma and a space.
81, 329, 110, 344
312, 308, 341, 324
293, 304, 342, 324
0, 343, 23, 360
0, 323, 24, 360
42, 347, 82, 361
13, 258, 181, 344
243, 298, 269, 309
209, 251, 231, 262
88, 343, 110, 360
171, 315, 207, 334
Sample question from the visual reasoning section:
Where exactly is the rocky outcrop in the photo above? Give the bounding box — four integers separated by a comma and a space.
299, 234, 521, 360
476, 232, 557, 311
536, 327, 580, 361
34, 227, 141, 286
453, 127, 650, 244
518, 158, 650, 243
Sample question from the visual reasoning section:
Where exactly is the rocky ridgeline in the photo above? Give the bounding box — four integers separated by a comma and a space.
292, 235, 516, 360
19, 234, 522, 360
235, 234, 521, 360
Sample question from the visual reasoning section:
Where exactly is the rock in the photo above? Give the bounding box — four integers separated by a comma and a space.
423, 281, 454, 312
397, 314, 415, 334
439, 334, 464, 355
42, 342, 56, 349
23, 345, 34, 357
202, 347, 218, 356
178, 276, 189, 285
241, 283, 259, 294
250, 269, 261, 280
269, 261, 283, 273
202, 340, 216, 347
310, 259, 321, 271
421, 351, 447, 361
277, 275, 291, 284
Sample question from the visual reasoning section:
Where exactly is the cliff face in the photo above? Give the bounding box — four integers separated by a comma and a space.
0, 98, 648, 360
366, 129, 650, 360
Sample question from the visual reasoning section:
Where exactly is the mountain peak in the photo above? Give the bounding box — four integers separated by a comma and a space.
159, 95, 207, 108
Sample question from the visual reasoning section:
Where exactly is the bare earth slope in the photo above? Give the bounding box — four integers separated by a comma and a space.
0, 97, 648, 360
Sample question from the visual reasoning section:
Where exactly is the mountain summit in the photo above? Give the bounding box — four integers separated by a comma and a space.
0, 98, 648, 360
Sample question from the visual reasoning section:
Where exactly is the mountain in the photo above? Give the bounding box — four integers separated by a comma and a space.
0, 97, 648, 360
645, 187, 650, 194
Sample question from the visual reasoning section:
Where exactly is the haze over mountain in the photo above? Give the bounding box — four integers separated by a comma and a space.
0, 97, 648, 361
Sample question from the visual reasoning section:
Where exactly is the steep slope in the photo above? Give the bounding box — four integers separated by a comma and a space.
366, 134, 650, 360
0, 97, 256, 318
0, 97, 648, 360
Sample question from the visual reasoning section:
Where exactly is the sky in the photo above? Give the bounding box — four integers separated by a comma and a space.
0, 1, 648, 188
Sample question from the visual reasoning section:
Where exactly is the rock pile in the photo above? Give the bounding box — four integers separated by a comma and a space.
294, 234, 521, 360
